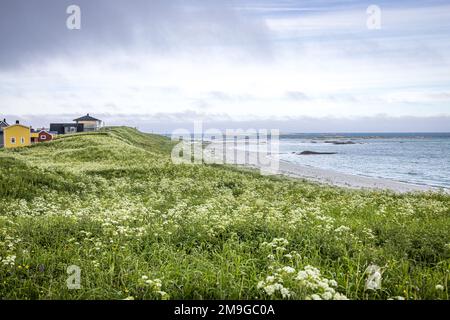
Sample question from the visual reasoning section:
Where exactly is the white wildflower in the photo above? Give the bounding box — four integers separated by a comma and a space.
280, 287, 291, 298
329, 280, 338, 287
334, 226, 351, 233
257, 281, 265, 289
365, 265, 382, 290
157, 291, 169, 299
280, 266, 295, 274
388, 296, 405, 300
322, 291, 333, 300
295, 265, 348, 300
334, 293, 349, 300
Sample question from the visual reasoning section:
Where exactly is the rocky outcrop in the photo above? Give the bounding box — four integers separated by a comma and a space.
324, 140, 356, 145
293, 151, 337, 155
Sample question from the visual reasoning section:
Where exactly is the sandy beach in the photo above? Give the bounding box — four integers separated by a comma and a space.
203, 142, 445, 193
274, 159, 440, 193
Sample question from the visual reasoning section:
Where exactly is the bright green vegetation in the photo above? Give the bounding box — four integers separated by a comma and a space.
0, 127, 449, 300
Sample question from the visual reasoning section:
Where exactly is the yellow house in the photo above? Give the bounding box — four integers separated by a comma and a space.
3, 122, 31, 149
31, 132, 39, 143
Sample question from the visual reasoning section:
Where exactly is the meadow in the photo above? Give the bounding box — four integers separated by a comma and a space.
0, 127, 449, 300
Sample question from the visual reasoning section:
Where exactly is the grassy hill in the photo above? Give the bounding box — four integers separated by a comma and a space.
0, 127, 449, 299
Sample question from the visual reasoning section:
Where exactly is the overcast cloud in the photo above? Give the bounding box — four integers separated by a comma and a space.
1, 0, 450, 132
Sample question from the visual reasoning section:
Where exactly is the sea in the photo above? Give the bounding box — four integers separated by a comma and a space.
168, 132, 450, 189
276, 133, 450, 189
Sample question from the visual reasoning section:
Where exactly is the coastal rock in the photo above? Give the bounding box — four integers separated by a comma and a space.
293, 151, 337, 155
324, 140, 356, 145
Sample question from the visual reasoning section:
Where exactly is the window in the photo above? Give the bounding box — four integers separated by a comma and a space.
21, 137, 25, 144
40, 135, 47, 140
11, 137, 16, 144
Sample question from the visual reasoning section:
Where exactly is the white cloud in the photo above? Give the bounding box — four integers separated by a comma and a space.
0, 0, 450, 130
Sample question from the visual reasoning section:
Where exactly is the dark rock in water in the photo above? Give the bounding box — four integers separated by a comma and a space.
324, 140, 356, 145
202, 141, 212, 147
296, 151, 337, 155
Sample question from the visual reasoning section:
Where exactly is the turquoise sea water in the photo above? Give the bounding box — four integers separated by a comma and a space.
278, 133, 450, 189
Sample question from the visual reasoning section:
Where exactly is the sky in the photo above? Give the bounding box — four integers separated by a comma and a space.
0, 0, 450, 132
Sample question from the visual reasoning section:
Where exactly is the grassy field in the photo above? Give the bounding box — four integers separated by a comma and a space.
0, 127, 449, 300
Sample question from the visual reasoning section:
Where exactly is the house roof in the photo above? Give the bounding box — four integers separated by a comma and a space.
38, 130, 54, 135
3, 124, 30, 131
73, 114, 101, 122
50, 123, 82, 127
0, 119, 9, 127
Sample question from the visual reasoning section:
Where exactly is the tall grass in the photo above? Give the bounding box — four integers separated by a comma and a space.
0, 127, 448, 300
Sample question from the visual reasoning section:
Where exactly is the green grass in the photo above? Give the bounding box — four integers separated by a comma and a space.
0, 127, 449, 300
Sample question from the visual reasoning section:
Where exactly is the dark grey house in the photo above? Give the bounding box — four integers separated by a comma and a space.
49, 123, 84, 135
49, 114, 101, 135
0, 118, 9, 148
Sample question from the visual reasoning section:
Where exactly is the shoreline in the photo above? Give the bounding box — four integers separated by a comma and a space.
274, 159, 443, 193
203, 143, 447, 193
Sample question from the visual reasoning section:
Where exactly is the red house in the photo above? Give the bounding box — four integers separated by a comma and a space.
37, 130, 54, 143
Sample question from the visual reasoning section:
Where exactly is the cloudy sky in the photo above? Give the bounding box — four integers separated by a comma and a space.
1, 0, 450, 132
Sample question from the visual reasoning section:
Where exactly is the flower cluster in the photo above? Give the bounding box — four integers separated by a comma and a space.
257, 264, 347, 300
140, 276, 169, 299
295, 266, 348, 300
1, 254, 16, 267
257, 279, 291, 298
0, 227, 21, 267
